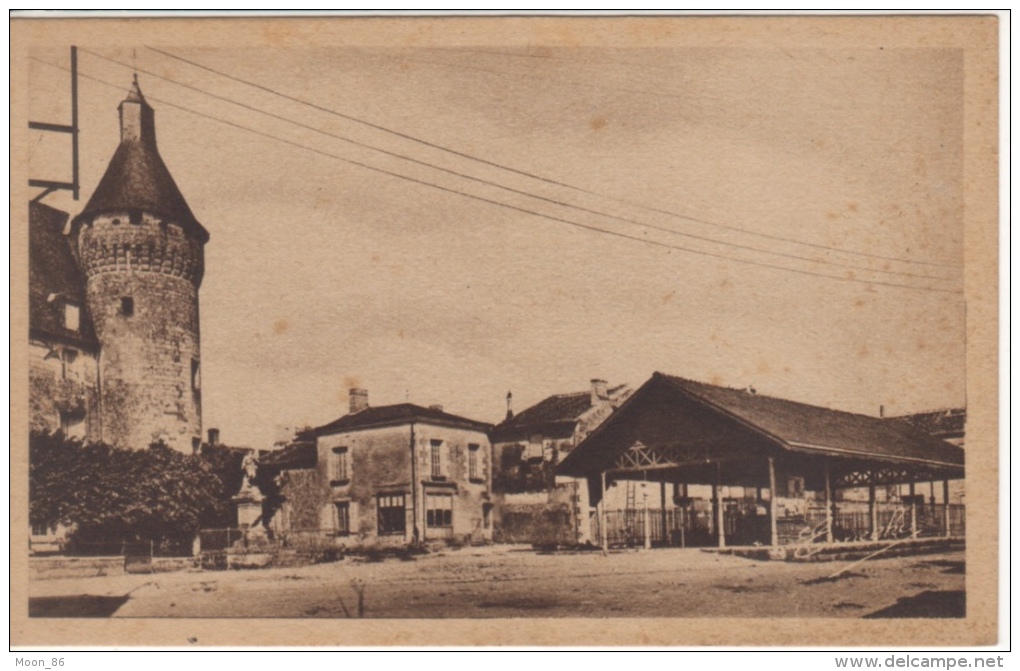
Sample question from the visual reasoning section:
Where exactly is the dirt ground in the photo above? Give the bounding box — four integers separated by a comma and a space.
28, 546, 965, 619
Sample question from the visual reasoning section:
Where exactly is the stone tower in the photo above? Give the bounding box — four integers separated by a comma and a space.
70, 77, 209, 453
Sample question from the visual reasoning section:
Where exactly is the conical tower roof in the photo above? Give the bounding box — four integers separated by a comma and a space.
76, 78, 209, 243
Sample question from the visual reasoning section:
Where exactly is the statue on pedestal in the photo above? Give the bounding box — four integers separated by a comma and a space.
240, 450, 260, 495
234, 449, 265, 530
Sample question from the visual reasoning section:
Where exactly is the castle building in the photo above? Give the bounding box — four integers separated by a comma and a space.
29, 77, 208, 454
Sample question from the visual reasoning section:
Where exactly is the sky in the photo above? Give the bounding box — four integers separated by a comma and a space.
29, 42, 967, 449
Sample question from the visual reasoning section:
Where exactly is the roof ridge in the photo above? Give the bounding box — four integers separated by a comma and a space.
658, 372, 890, 421
887, 407, 966, 418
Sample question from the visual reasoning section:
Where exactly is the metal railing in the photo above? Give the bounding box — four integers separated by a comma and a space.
591, 503, 964, 548
199, 527, 353, 551
804, 503, 965, 541
592, 503, 770, 548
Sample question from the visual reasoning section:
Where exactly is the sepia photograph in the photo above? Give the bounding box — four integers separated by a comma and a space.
11, 14, 1000, 648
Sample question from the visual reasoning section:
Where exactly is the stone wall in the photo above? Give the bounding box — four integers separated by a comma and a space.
29, 339, 99, 440
77, 212, 203, 452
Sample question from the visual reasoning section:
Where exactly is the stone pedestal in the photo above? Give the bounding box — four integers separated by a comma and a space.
233, 489, 264, 529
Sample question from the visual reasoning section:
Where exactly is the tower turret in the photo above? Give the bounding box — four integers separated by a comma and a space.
70, 78, 209, 453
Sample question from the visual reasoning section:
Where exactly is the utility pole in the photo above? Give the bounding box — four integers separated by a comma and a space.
29, 46, 79, 202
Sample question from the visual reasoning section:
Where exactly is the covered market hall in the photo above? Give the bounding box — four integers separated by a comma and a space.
556, 373, 965, 550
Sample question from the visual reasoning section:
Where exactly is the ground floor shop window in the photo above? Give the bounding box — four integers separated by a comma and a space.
377, 494, 406, 534
426, 492, 453, 528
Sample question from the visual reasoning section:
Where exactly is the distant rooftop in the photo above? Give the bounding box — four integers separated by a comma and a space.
492, 383, 629, 442
889, 408, 966, 440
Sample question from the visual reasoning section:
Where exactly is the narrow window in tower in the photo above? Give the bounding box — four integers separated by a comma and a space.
191, 359, 201, 391
63, 304, 80, 331
120, 296, 134, 317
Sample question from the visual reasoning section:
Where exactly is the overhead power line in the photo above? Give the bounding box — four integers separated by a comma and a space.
82, 48, 951, 284
146, 46, 959, 271
31, 57, 961, 296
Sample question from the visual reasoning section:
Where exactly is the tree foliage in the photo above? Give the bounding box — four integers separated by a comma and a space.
29, 431, 244, 553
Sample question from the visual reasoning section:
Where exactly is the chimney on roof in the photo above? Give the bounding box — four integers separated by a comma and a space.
505, 391, 514, 421
880, 405, 885, 418
429, 404, 444, 412
207, 428, 220, 445
349, 388, 369, 414
591, 379, 608, 405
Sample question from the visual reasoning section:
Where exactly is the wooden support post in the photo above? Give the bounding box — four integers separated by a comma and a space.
909, 480, 917, 538
659, 480, 668, 547
768, 456, 779, 547
868, 480, 878, 541
715, 463, 725, 548
824, 463, 834, 543
710, 481, 718, 536
943, 479, 952, 537
679, 481, 687, 548
679, 507, 686, 548
599, 471, 608, 551
643, 478, 651, 550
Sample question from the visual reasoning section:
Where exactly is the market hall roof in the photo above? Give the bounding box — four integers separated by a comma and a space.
558, 372, 964, 478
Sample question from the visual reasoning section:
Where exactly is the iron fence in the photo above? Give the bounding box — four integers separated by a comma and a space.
197, 527, 350, 569
55, 538, 193, 558
591, 502, 964, 548
804, 503, 965, 541
593, 502, 770, 548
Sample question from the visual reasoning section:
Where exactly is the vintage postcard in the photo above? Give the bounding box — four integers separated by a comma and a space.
11, 14, 1000, 647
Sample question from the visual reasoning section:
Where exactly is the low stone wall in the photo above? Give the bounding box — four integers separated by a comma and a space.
30, 555, 198, 580
711, 537, 965, 562
30, 556, 125, 580
493, 503, 576, 546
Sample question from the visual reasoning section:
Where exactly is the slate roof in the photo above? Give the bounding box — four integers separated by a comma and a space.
495, 392, 590, 439
491, 384, 628, 442
74, 82, 209, 243
560, 372, 964, 475
260, 442, 318, 470
28, 201, 97, 349
656, 374, 964, 466
315, 403, 492, 436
